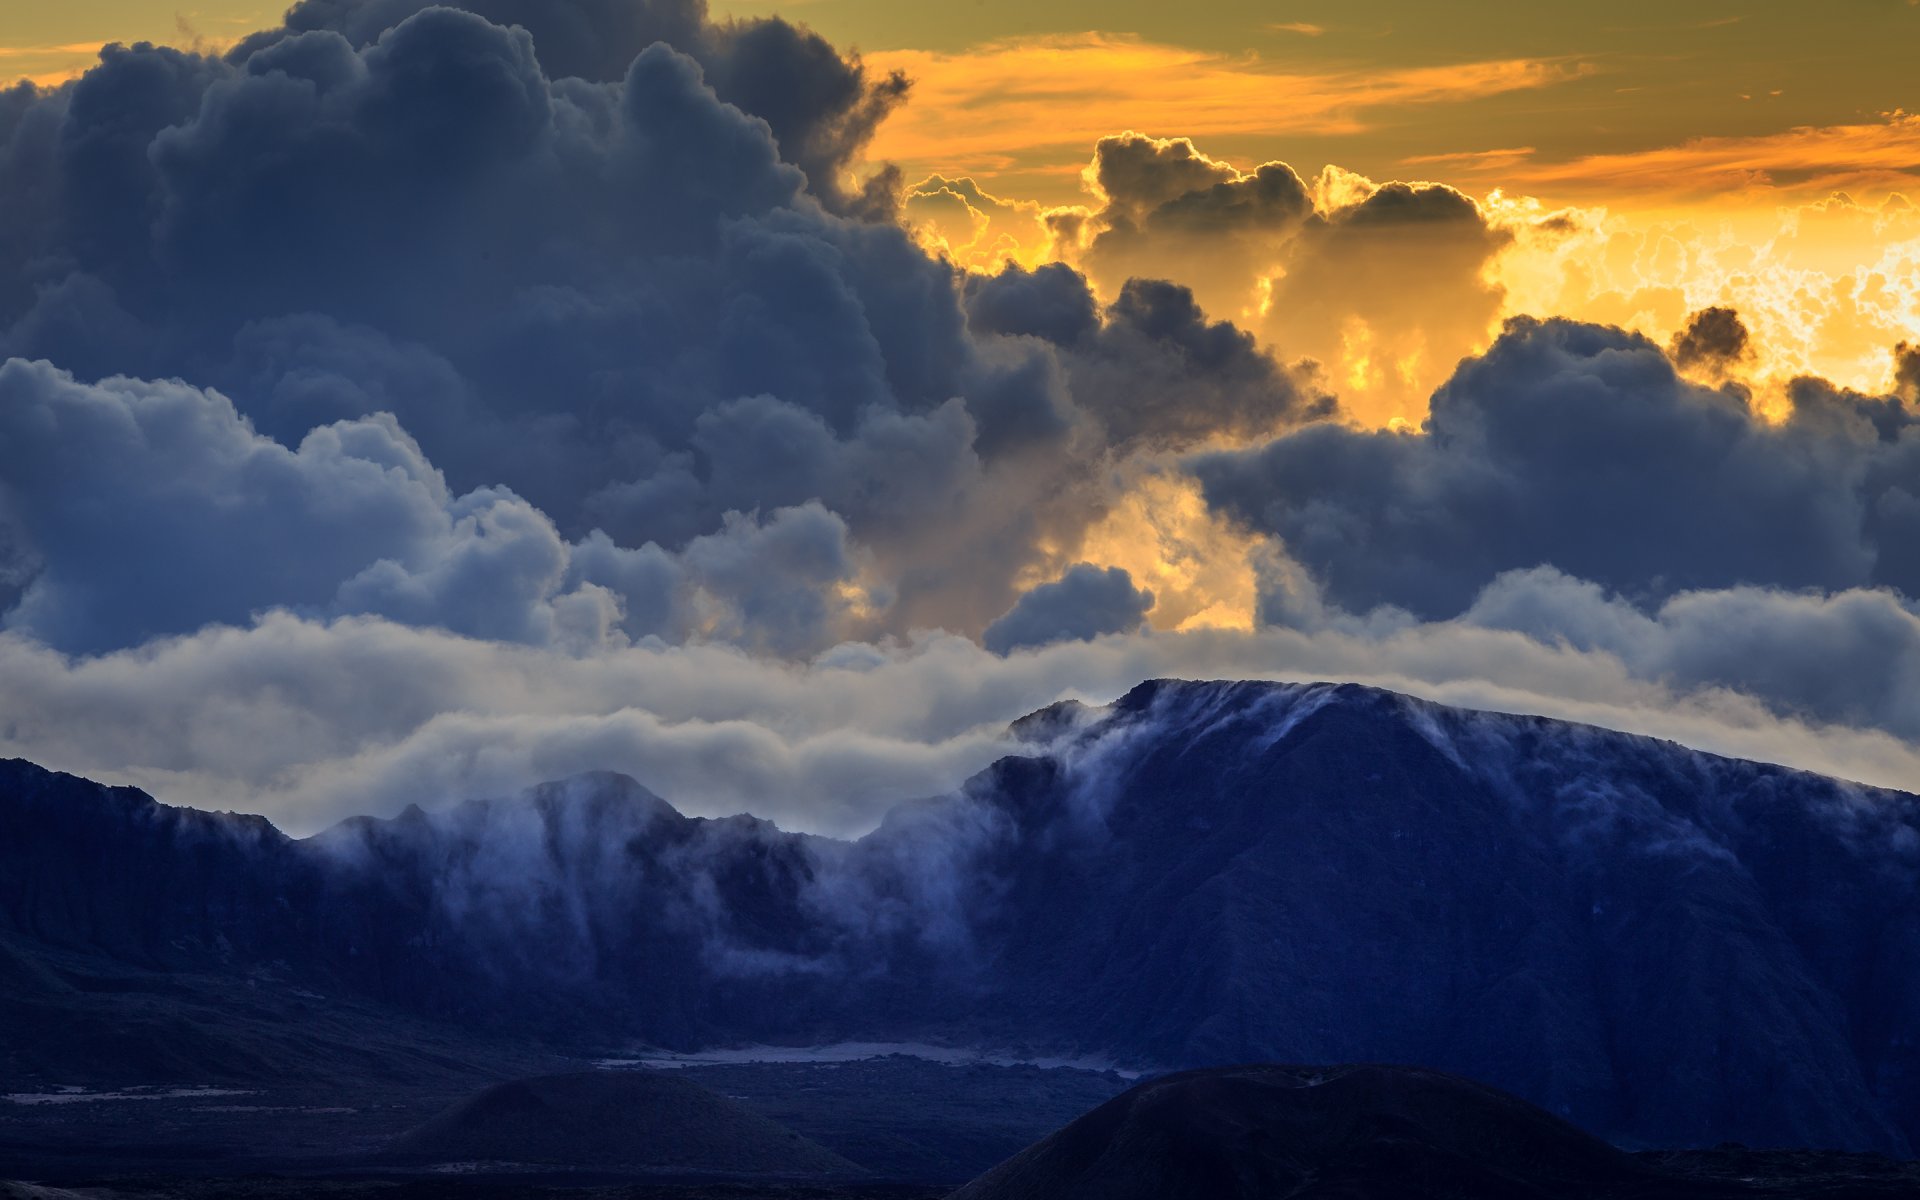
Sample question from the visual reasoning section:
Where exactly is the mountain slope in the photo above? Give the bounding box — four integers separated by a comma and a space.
959, 681, 1920, 1153
2, 678, 1916, 1154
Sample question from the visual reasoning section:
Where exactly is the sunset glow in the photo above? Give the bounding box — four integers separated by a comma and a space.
4, 0, 1920, 819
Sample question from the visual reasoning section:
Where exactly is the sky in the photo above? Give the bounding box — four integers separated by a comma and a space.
3, 0, 1920, 834
15, 3, 1920, 196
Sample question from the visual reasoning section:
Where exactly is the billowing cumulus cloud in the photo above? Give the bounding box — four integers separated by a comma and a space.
1669, 305, 1753, 376
0, 2, 1192, 653
1897, 341, 1920, 403
3, 0, 1920, 839
902, 174, 1057, 271
1486, 191, 1920, 402
1194, 316, 1920, 620
1259, 176, 1510, 420
0, 360, 888, 658
966, 267, 1335, 451
235, 0, 909, 218
1078, 133, 1316, 313
0, 359, 466, 653
983, 563, 1155, 654
1460, 567, 1920, 740
943, 135, 1517, 424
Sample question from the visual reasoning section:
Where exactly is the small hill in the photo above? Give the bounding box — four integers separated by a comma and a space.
950, 1063, 1648, 1200
384, 1069, 861, 1175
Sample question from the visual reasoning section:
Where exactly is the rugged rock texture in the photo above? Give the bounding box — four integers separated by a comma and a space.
4, 678, 1917, 1153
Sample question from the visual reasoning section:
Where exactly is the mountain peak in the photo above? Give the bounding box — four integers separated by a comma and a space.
3, 685, 1917, 1154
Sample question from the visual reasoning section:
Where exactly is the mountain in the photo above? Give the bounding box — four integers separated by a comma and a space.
2, 679, 1917, 1156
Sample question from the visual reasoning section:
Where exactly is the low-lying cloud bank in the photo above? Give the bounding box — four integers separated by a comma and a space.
7, 573, 1920, 836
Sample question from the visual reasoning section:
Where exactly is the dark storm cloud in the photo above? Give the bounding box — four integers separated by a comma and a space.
982, 564, 1155, 655
1083, 133, 1241, 223
964, 262, 1101, 347
1075, 279, 1335, 448
235, 0, 909, 218
1194, 316, 1920, 620
1896, 341, 1920, 403
966, 265, 1335, 449
1082, 134, 1314, 236
1077, 134, 1316, 320
0, 358, 881, 656
3, 5, 1920, 841
1669, 306, 1753, 374
0, 5, 1114, 651
0, 357, 468, 652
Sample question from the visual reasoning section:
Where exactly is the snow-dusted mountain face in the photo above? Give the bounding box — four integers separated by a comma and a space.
3, 679, 1917, 1155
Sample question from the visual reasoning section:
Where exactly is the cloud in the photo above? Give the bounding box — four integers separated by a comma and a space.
237, 0, 907, 218
1076, 133, 1317, 320
0, 360, 892, 658
861, 33, 1582, 178
1482, 189, 1920, 401
0, 359, 463, 653
1257, 175, 1511, 421
1, 5, 1209, 651
983, 563, 1155, 654
1487, 111, 1920, 200
2, 0, 1919, 850
1668, 305, 1753, 375
676, 503, 867, 657
1083, 132, 1246, 225
902, 174, 1057, 270
964, 262, 1101, 347
10, 589, 1920, 838
1036, 137, 1511, 424
1194, 316, 1920, 619
1460, 567, 1920, 740
968, 269, 1336, 451
1400, 146, 1537, 172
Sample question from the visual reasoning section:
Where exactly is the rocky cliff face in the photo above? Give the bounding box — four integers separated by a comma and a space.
4, 678, 1917, 1153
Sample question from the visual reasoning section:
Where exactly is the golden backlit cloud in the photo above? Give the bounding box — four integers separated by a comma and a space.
1460, 112, 1920, 201
863, 33, 1586, 183
1033, 468, 1262, 634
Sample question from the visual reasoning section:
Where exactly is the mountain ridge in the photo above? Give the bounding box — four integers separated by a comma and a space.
2, 678, 1916, 1155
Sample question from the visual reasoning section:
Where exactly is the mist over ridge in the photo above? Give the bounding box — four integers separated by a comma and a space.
4, 678, 1917, 1158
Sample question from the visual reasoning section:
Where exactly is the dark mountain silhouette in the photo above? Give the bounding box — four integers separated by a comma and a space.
948, 1063, 1649, 1200
3, 679, 1916, 1155
383, 1070, 859, 1174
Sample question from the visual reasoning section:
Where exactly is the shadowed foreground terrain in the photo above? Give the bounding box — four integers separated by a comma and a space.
951, 1063, 1641, 1200
950, 1064, 1920, 1199
6, 1064, 1920, 1198
3, 680, 1918, 1193
0, 1053, 1124, 1187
